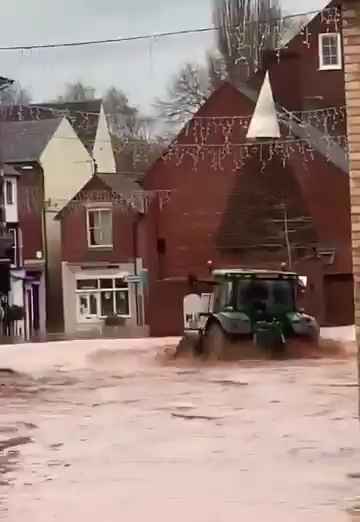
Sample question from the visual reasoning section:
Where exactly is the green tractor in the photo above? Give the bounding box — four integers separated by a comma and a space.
181, 269, 320, 360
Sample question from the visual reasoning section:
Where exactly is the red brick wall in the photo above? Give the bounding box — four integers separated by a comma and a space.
148, 280, 213, 337
60, 204, 137, 264
60, 178, 137, 264
142, 7, 354, 334
252, 5, 345, 112
144, 86, 351, 276
143, 78, 352, 332
291, 149, 352, 275
18, 167, 44, 260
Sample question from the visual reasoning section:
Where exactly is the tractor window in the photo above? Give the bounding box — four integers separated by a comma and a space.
235, 279, 295, 313
236, 280, 269, 312
214, 281, 234, 311
273, 280, 294, 308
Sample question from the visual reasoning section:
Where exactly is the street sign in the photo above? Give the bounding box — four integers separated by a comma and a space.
127, 276, 141, 283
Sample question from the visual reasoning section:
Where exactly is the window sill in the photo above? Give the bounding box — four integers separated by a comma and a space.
101, 316, 131, 320
79, 316, 131, 321
88, 245, 113, 251
318, 65, 342, 71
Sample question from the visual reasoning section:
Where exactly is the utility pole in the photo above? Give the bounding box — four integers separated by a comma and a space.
282, 203, 292, 270
270, 203, 314, 271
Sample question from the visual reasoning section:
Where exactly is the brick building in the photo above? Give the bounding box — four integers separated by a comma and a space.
143, 2, 352, 337
56, 173, 148, 337
0, 162, 46, 340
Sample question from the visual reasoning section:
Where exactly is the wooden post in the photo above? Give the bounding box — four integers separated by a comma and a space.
343, 0, 360, 417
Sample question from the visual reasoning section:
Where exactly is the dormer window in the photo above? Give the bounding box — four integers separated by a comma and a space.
319, 33, 342, 70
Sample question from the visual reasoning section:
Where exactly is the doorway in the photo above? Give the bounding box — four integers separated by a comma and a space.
324, 274, 354, 326
77, 293, 99, 323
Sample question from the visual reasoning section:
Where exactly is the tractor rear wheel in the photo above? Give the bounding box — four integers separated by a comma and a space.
202, 322, 227, 360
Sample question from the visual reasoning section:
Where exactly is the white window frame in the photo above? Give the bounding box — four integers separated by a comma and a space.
5, 180, 14, 205
319, 33, 342, 71
86, 207, 113, 249
8, 228, 17, 267
75, 276, 130, 321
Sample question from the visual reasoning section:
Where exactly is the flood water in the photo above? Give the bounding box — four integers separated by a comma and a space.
0, 337, 360, 521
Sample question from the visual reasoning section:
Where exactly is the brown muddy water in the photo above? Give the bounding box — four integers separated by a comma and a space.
0, 337, 360, 521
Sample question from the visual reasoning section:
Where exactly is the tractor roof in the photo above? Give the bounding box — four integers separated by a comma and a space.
213, 269, 297, 278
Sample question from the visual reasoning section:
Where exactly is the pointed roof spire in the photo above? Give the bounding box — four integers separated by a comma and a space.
246, 71, 280, 139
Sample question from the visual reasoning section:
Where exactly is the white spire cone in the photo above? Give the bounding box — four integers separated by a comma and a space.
246, 71, 280, 139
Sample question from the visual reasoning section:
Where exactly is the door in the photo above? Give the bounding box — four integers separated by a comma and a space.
183, 294, 202, 331
27, 288, 33, 338
32, 284, 40, 332
324, 274, 354, 326
77, 293, 99, 323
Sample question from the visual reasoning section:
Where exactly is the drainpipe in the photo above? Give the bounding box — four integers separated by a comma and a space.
132, 217, 140, 326
40, 167, 49, 333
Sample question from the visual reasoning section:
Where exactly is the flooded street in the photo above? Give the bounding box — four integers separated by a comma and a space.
0, 337, 360, 521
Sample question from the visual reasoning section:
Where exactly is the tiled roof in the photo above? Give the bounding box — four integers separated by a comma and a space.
55, 173, 143, 220
1, 99, 102, 154
0, 118, 62, 163
97, 173, 143, 194
216, 154, 318, 252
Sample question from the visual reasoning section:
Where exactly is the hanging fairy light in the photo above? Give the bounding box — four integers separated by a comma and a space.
17, 187, 173, 214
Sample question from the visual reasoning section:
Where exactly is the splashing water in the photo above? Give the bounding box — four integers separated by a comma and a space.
0, 334, 358, 522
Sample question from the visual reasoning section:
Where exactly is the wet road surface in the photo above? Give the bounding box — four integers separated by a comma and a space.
0, 338, 359, 521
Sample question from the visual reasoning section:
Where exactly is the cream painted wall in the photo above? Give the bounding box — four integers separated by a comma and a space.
40, 111, 116, 331
92, 104, 116, 174
44, 213, 63, 329
40, 117, 94, 330
40, 117, 93, 206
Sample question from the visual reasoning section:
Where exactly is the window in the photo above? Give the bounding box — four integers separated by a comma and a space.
76, 277, 130, 321
87, 208, 112, 248
319, 33, 342, 70
5, 180, 14, 205
8, 228, 17, 266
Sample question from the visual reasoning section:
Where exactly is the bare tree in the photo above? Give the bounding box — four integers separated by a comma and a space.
103, 87, 140, 137
154, 62, 211, 126
55, 82, 163, 174
98, 87, 164, 175
207, 51, 227, 90
56, 81, 96, 102
213, 0, 283, 82
0, 82, 32, 105
154, 1, 298, 126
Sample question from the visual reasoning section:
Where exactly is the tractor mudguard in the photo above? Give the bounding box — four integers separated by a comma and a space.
208, 312, 252, 336
286, 312, 320, 339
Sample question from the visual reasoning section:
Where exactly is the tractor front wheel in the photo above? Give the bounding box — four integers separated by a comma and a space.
202, 321, 227, 360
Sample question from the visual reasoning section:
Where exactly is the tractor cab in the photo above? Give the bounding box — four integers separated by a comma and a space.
196, 269, 319, 358
213, 269, 299, 320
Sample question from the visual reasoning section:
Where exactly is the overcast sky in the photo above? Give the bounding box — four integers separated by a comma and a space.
0, 0, 328, 113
